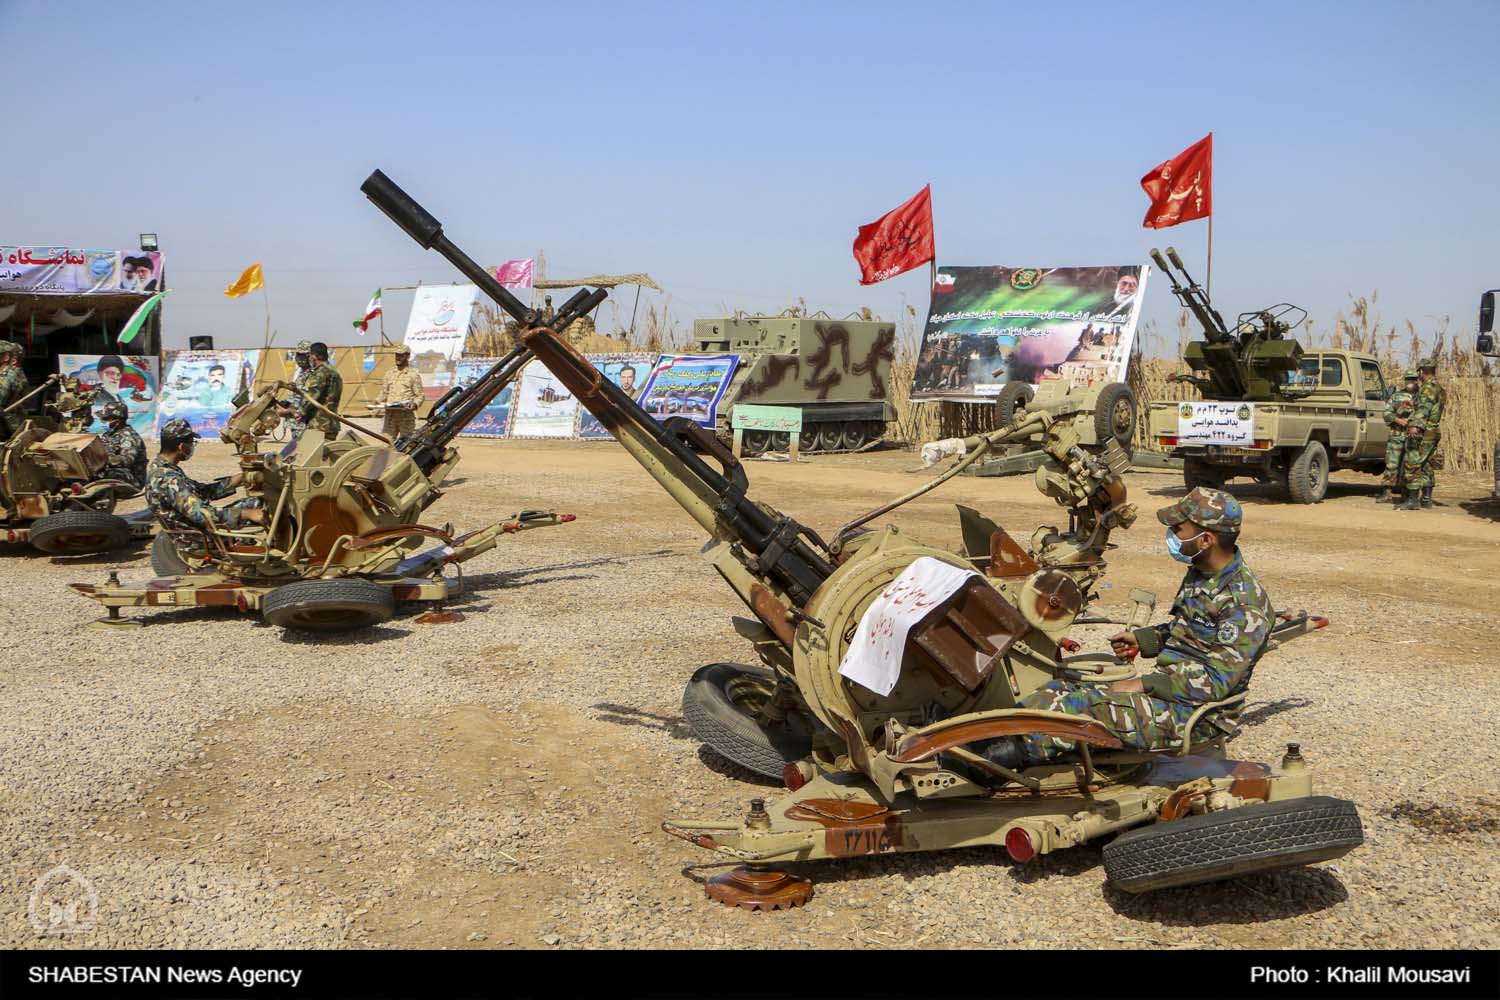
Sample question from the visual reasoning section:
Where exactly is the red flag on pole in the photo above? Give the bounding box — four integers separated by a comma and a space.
1140, 134, 1212, 229
852, 185, 935, 285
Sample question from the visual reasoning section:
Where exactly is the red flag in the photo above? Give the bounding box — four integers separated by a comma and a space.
1141, 134, 1212, 229
853, 185, 935, 285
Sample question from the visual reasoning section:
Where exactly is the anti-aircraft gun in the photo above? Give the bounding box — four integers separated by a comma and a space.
69, 289, 603, 633
1, 375, 154, 555
1146, 246, 1391, 503
366, 170, 1360, 909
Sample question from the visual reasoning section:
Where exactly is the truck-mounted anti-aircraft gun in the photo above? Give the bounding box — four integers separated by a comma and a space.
1146, 247, 1391, 503
2, 375, 154, 555
365, 170, 1361, 910
70, 291, 604, 632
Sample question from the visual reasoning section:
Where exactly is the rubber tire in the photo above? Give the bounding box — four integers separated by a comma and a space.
813, 424, 841, 452
1092, 382, 1137, 449
1287, 440, 1329, 504
28, 510, 132, 555
798, 426, 817, 451
1183, 457, 1225, 491
741, 430, 770, 456
261, 578, 396, 633
1103, 795, 1363, 894
993, 381, 1034, 425
682, 662, 814, 781
150, 530, 199, 576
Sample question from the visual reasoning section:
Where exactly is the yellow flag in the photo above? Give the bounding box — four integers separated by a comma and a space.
224, 263, 264, 298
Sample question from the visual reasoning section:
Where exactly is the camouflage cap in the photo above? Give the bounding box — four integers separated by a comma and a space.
294, 340, 312, 354
1403, 367, 1419, 380
158, 417, 201, 443
0, 340, 16, 354
97, 400, 128, 422
394, 344, 411, 355
1156, 487, 1243, 532
1418, 356, 1437, 370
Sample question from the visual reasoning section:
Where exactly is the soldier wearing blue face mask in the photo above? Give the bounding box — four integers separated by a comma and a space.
982, 487, 1275, 767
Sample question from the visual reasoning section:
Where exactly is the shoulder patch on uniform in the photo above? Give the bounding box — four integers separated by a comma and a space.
1216, 621, 1241, 644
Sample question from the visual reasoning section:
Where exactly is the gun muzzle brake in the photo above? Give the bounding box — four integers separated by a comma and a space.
1166, 246, 1186, 270
361, 169, 444, 249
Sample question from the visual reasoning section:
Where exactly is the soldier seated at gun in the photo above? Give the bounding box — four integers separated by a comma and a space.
146, 419, 265, 535
980, 488, 1273, 770
97, 400, 147, 490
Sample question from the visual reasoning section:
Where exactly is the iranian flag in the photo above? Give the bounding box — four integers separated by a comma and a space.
353, 288, 382, 333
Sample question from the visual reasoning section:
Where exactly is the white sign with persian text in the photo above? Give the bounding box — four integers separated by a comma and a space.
402, 284, 479, 362
838, 557, 978, 697
1176, 401, 1255, 446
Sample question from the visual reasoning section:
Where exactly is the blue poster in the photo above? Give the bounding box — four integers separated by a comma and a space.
154, 350, 260, 437
638, 353, 739, 428
454, 357, 513, 438
579, 353, 652, 440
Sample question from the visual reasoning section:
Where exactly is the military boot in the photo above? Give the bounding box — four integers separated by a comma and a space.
1421, 485, 1434, 509
979, 736, 1029, 772
1397, 489, 1422, 511
1377, 487, 1399, 503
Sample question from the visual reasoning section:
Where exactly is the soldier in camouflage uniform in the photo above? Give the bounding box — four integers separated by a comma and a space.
274, 341, 315, 441
96, 400, 147, 490
0, 341, 31, 438
146, 418, 265, 532
285, 341, 342, 442
1398, 357, 1446, 511
1379, 368, 1419, 502
980, 488, 1274, 769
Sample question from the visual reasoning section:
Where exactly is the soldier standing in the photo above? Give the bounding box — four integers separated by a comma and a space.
0, 341, 23, 437
274, 341, 315, 440
979, 488, 1274, 768
96, 400, 147, 490
1379, 368, 1419, 503
1399, 357, 1446, 511
298, 342, 343, 437
376, 346, 423, 440
147, 419, 265, 531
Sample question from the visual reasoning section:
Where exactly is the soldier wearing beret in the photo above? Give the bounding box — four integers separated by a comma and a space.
1399, 357, 1446, 510
981, 487, 1275, 768
146, 418, 265, 532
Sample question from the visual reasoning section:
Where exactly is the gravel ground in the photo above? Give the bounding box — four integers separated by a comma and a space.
3, 439, 1498, 949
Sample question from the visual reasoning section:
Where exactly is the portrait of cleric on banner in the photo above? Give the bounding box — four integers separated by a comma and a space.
912, 264, 1147, 400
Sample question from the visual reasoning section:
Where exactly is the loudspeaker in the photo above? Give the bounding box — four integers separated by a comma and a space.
189, 336, 214, 351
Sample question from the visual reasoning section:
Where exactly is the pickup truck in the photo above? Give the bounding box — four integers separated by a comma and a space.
1147, 349, 1390, 503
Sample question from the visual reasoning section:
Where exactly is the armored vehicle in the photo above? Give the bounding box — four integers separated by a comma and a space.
690, 313, 896, 454
70, 294, 603, 632
1145, 248, 1389, 503
367, 170, 1363, 908
2, 376, 153, 555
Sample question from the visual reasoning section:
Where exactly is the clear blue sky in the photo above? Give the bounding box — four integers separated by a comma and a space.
3, 0, 1494, 354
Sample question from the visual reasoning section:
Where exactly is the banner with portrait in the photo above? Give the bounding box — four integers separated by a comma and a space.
912, 265, 1149, 401
638, 353, 739, 428
0, 247, 165, 295
452, 357, 515, 438
402, 284, 479, 362
155, 350, 260, 437
57, 353, 160, 435
509, 359, 582, 438
578, 354, 653, 439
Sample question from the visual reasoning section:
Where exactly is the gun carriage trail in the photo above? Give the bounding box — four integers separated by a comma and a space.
2, 440, 1497, 950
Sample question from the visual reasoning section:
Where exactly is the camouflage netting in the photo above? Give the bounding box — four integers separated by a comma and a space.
533, 273, 660, 291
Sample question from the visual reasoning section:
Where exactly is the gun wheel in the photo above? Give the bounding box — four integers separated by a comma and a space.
704, 867, 812, 911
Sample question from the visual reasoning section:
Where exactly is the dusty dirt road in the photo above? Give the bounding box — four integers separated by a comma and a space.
3, 439, 1498, 950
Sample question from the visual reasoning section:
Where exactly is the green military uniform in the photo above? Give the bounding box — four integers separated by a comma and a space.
0, 341, 31, 438
1380, 369, 1418, 499
1019, 488, 1274, 761
1400, 358, 1446, 509
297, 360, 342, 438
97, 401, 147, 489
146, 419, 263, 530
